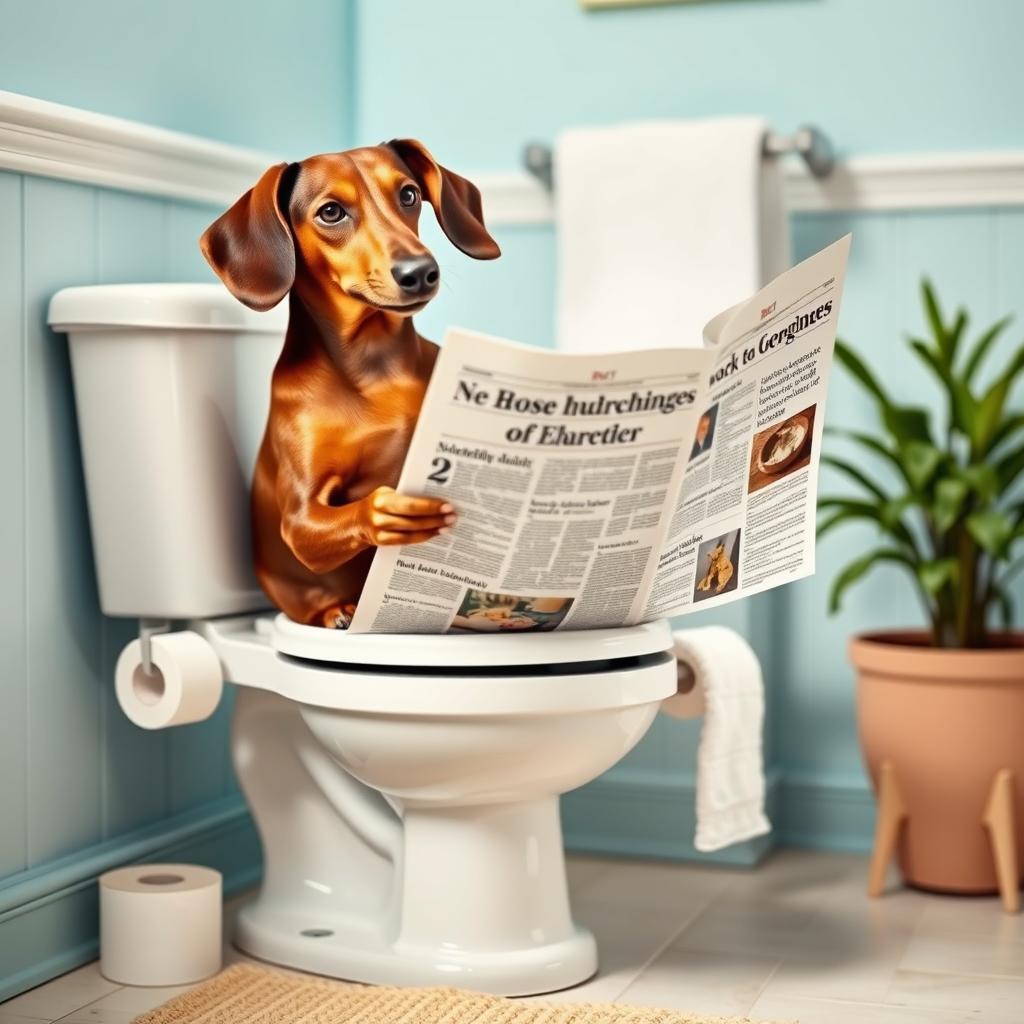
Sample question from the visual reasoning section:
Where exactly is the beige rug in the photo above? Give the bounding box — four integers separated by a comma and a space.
134, 963, 788, 1024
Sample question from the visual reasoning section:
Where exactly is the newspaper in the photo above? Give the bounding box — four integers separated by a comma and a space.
348, 235, 850, 634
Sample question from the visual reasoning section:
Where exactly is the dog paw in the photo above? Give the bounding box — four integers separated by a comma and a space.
321, 605, 352, 629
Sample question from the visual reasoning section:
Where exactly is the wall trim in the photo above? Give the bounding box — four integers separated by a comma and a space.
562, 767, 782, 867
3, 91, 1024, 216
476, 152, 1024, 224
776, 775, 876, 854
0, 91, 273, 206
0, 797, 261, 1001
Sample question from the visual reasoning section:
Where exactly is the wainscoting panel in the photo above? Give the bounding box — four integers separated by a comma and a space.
0, 171, 27, 880
0, 169, 259, 996
24, 176, 105, 867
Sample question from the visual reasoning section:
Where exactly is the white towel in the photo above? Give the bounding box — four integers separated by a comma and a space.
555, 117, 790, 353
669, 626, 771, 853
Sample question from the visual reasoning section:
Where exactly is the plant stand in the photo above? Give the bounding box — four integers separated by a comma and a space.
867, 758, 1020, 913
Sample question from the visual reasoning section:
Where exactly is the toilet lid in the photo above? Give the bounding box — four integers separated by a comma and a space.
272, 614, 674, 668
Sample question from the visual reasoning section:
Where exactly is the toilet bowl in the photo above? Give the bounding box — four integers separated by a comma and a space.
49, 284, 678, 995
196, 614, 675, 993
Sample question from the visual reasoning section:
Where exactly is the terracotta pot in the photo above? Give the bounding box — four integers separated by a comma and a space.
851, 631, 1024, 894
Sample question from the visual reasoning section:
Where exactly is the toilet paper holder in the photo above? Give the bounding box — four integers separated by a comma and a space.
139, 617, 171, 676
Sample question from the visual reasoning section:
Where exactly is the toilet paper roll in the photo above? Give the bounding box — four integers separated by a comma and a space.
115, 630, 223, 730
100, 863, 222, 986
661, 658, 706, 720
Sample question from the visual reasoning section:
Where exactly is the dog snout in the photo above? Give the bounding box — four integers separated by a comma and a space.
391, 255, 440, 297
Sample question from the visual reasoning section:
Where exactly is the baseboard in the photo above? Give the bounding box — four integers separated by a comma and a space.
561, 768, 782, 867
0, 797, 262, 1001
0, 772, 875, 999
776, 774, 876, 854
563, 770, 877, 864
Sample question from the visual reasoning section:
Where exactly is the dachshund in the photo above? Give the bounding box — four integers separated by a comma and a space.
696, 541, 735, 594
200, 140, 500, 627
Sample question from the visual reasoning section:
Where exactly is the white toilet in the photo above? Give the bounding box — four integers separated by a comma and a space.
49, 284, 679, 996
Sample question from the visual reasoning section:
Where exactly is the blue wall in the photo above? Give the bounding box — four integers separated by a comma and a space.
0, 1, 354, 995
354, 0, 1024, 168
353, 0, 1024, 855
0, 0, 355, 154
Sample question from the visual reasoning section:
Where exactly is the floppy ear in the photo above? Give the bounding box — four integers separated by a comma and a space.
387, 138, 500, 260
200, 162, 298, 311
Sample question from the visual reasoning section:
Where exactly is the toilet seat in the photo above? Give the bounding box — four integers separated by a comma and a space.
272, 613, 673, 667
195, 615, 677, 717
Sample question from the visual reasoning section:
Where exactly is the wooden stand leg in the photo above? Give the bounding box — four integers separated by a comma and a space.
983, 769, 1020, 914
868, 759, 907, 898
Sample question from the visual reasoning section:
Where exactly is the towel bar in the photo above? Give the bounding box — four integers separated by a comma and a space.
523, 124, 834, 189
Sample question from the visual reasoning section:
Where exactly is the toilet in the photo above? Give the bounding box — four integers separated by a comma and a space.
49, 284, 679, 996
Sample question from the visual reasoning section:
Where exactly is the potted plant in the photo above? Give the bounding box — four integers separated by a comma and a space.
820, 281, 1024, 908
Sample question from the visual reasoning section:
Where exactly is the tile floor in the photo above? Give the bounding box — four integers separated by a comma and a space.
2, 849, 1021, 1023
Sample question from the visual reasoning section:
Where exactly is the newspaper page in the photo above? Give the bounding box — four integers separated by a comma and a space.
348, 235, 850, 634
642, 233, 851, 619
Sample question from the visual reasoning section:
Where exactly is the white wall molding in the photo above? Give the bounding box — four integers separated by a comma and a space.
784, 151, 1024, 213
4, 91, 1024, 216
476, 151, 1024, 225
0, 91, 275, 206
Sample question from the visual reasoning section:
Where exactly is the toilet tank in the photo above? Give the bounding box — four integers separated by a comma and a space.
49, 284, 287, 619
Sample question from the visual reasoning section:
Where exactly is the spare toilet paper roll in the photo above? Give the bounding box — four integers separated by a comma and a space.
100, 863, 222, 986
661, 659, 706, 720
115, 630, 223, 730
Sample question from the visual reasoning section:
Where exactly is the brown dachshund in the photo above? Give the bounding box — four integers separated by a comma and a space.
200, 140, 500, 627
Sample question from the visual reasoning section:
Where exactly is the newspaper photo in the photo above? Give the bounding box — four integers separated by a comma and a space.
348, 234, 851, 634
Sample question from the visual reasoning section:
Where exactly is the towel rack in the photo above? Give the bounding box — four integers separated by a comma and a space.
523, 124, 835, 189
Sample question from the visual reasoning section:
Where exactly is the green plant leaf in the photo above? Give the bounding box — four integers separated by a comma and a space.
966, 509, 1015, 556
995, 446, 1024, 493
816, 508, 862, 541
949, 307, 969, 362
901, 441, 944, 491
909, 337, 978, 437
827, 428, 912, 485
821, 454, 891, 502
883, 405, 934, 447
974, 346, 1024, 453
932, 478, 969, 533
817, 497, 919, 552
880, 494, 919, 532
960, 463, 1000, 503
962, 315, 1012, 384
917, 557, 957, 595
828, 548, 915, 614
835, 340, 890, 405
921, 279, 953, 363
835, 340, 933, 446
986, 413, 1024, 456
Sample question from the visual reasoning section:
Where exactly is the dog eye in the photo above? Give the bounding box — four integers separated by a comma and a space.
399, 185, 419, 208
316, 202, 347, 224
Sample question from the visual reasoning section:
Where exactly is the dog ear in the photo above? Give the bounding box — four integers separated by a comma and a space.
387, 139, 500, 261
200, 162, 298, 311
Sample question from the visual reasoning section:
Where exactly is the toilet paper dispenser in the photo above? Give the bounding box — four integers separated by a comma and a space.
116, 618, 224, 730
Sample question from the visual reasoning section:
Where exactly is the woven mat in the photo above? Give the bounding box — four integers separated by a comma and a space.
133, 963, 789, 1024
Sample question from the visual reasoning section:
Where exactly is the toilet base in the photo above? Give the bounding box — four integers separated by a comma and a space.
234, 900, 598, 996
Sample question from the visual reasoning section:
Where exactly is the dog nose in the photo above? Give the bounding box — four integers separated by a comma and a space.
391, 256, 440, 296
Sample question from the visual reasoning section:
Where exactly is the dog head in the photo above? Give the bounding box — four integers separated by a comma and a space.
200, 139, 500, 319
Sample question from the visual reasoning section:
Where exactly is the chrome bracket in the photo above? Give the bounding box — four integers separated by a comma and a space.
139, 618, 171, 676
